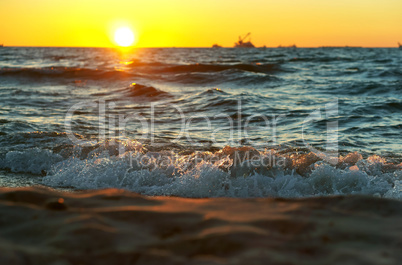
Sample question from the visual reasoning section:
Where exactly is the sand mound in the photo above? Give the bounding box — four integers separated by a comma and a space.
0, 187, 401, 265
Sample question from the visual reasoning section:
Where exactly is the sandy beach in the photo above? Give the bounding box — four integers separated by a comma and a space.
0, 187, 401, 265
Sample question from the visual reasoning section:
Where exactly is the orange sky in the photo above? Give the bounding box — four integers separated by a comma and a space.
0, 0, 401, 47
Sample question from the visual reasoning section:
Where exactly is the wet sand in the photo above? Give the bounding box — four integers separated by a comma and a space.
0, 187, 401, 265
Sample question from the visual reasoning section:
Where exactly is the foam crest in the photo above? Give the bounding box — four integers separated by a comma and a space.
0, 148, 63, 175
1, 143, 400, 198
38, 144, 402, 199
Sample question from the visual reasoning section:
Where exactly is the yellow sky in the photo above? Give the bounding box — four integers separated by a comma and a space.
0, 0, 401, 47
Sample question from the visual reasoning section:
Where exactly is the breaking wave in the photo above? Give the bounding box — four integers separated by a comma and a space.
1, 142, 401, 199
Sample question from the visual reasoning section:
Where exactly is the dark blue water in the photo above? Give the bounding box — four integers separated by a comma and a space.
0, 47, 401, 198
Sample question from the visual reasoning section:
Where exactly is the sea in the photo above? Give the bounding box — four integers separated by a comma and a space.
0, 47, 401, 198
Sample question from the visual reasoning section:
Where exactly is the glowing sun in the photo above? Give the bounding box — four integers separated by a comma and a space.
114, 27, 135, 47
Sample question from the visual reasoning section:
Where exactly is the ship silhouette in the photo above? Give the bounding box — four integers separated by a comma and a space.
234, 33, 255, 48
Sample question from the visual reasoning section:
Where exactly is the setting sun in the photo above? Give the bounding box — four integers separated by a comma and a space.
114, 27, 135, 47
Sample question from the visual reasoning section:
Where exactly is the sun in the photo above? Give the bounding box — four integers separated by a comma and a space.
114, 27, 135, 47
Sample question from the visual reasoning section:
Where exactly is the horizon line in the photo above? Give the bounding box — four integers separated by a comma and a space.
1, 45, 401, 49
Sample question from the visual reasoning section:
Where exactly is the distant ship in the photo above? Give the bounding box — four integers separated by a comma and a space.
234, 33, 255, 48
0, 44, 3, 47
212, 44, 222, 48
399, 42, 402, 49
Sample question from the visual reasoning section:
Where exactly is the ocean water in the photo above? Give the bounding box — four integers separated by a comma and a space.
0, 47, 401, 198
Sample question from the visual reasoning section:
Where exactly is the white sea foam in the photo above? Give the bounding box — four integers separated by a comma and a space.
0, 148, 63, 175
1, 144, 400, 198
37, 144, 402, 199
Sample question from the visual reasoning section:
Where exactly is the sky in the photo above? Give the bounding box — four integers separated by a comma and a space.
0, 0, 401, 47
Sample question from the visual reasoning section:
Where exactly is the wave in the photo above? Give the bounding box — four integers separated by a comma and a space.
320, 82, 400, 96
289, 57, 354, 63
0, 120, 38, 134
200, 88, 229, 95
158, 63, 282, 75
0, 131, 82, 157
377, 69, 402, 78
123, 83, 172, 98
0, 63, 282, 85
92, 83, 173, 101
1, 141, 401, 198
158, 71, 280, 86
0, 67, 134, 80
352, 100, 402, 114
0, 148, 63, 175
